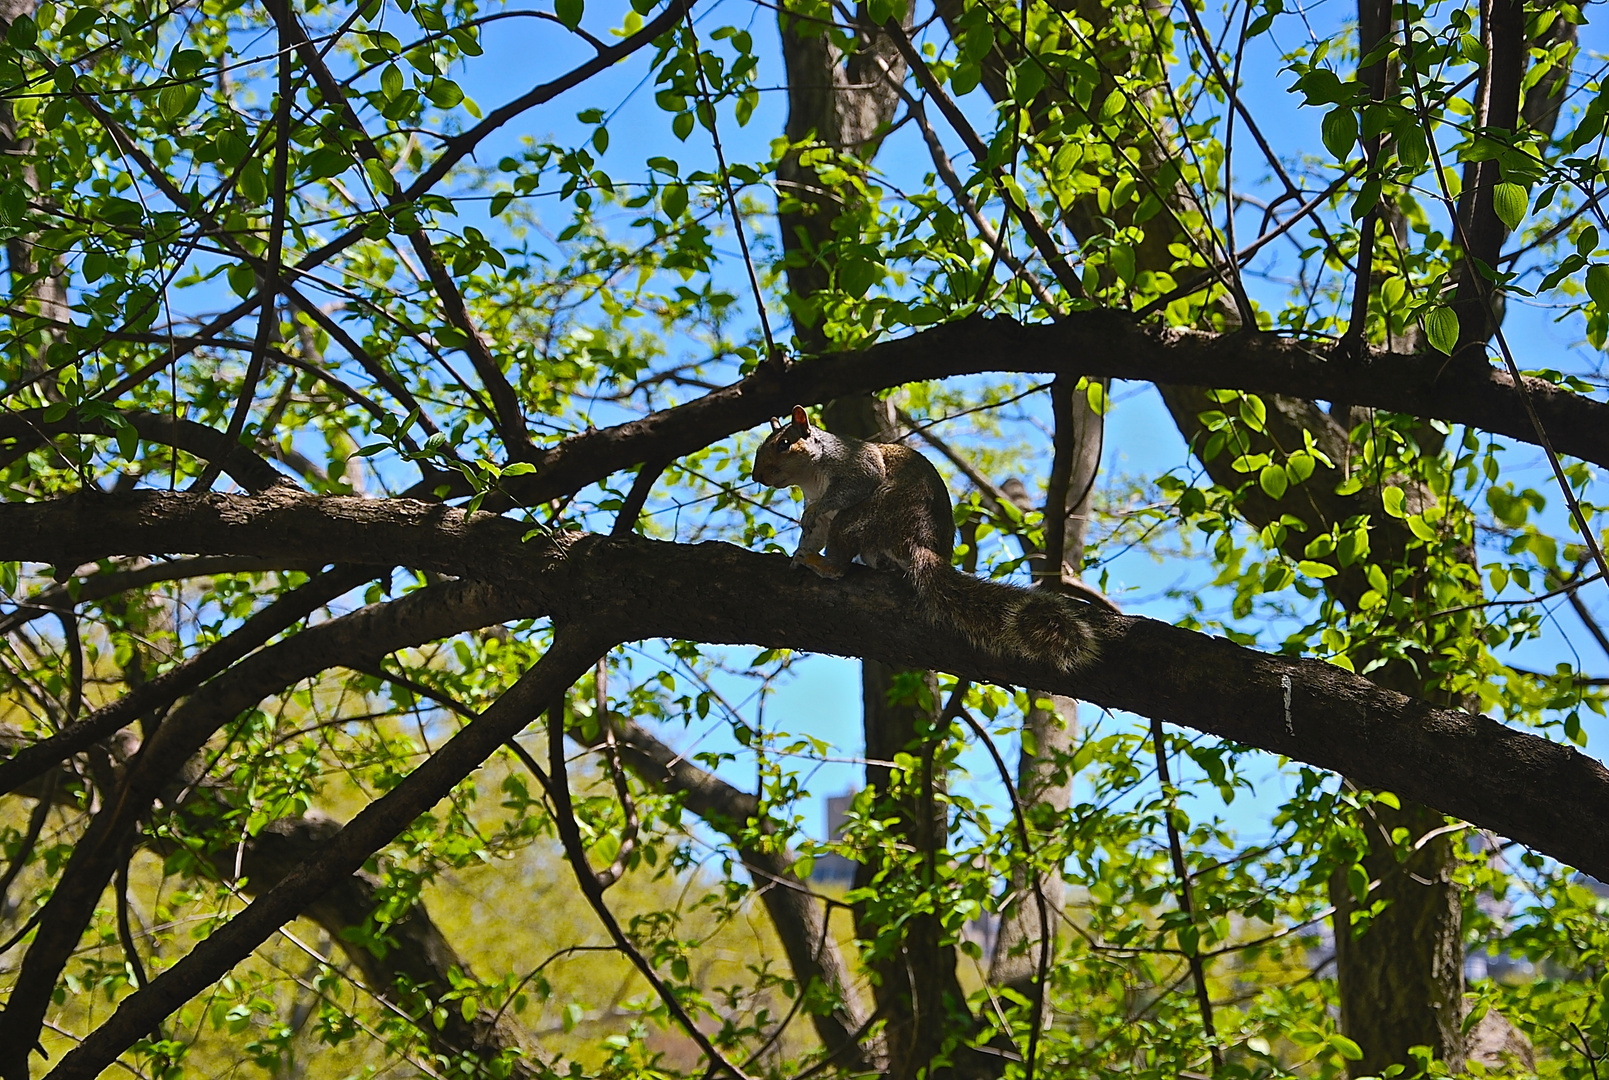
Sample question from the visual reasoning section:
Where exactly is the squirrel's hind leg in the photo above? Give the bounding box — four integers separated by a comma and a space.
792, 551, 847, 579
793, 520, 857, 579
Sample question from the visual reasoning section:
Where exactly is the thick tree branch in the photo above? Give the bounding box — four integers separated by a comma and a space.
44, 630, 609, 1080
2, 491, 1605, 888
0, 576, 528, 1076
0, 409, 294, 493
492, 315, 1609, 508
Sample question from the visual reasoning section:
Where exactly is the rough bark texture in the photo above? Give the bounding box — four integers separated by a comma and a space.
3, 491, 1607, 885
482, 313, 1609, 514
0, 0, 67, 386
776, 4, 908, 352
1327, 798, 1465, 1077
850, 664, 973, 1080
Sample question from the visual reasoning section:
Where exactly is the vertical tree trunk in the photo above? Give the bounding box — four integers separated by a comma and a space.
0, 0, 68, 386
775, 9, 983, 1074
1327, 798, 1466, 1076
988, 379, 1102, 999
851, 663, 973, 1080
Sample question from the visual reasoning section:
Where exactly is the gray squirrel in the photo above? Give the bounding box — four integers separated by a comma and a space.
751, 405, 1096, 672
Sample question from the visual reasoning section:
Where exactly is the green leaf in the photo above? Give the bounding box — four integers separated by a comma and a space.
1230, 452, 1270, 473
1298, 560, 1338, 579
1586, 264, 1609, 309
661, 183, 687, 219
226, 261, 256, 299
1012, 58, 1045, 104
555, 0, 584, 30
1396, 123, 1428, 170
1381, 486, 1407, 518
1347, 862, 1369, 903
672, 110, 694, 140
1259, 463, 1288, 499
111, 417, 138, 461
1492, 183, 1527, 231
425, 78, 464, 109
380, 63, 403, 100
1321, 107, 1358, 161
1298, 68, 1347, 105
1424, 305, 1459, 354
1085, 379, 1107, 415
158, 82, 192, 121
1238, 394, 1267, 431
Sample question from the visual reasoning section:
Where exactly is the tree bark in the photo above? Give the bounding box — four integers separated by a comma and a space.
4, 492, 1607, 886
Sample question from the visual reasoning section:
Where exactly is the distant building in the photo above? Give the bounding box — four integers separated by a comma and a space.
810, 792, 857, 883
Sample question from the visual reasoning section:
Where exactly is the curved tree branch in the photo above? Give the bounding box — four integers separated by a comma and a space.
1, 490, 1604, 885
495, 315, 1609, 509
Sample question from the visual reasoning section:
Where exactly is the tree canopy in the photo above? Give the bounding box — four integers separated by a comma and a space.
1, 0, 1609, 1078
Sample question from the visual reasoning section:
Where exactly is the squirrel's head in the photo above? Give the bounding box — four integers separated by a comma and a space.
751, 405, 814, 488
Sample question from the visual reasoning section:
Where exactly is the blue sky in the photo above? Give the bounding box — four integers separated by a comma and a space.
336, 0, 1609, 848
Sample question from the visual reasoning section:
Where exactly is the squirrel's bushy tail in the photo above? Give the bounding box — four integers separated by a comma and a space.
907, 548, 1097, 673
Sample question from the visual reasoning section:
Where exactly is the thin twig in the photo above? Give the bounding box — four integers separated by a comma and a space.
1402, 20, 1609, 596
539, 701, 752, 1078
192, 6, 294, 491
879, 19, 1084, 300
682, 10, 779, 364
1150, 716, 1222, 1072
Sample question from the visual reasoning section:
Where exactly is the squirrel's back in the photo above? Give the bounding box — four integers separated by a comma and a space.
753, 406, 1097, 673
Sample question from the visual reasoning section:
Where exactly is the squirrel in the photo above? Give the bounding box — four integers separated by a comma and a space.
751, 405, 1096, 673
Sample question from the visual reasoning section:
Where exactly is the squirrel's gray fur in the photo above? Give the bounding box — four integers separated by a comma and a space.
751, 405, 1096, 672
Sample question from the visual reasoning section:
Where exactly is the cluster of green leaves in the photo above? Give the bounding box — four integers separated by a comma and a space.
3, 0, 1609, 1076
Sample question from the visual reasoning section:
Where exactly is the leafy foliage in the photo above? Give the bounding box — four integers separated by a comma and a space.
1, 0, 1608, 1078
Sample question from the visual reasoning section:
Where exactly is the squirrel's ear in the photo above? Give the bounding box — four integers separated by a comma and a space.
791, 404, 809, 428
769, 416, 782, 432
